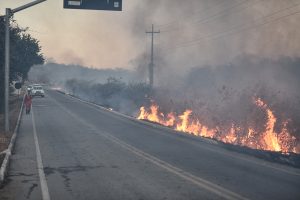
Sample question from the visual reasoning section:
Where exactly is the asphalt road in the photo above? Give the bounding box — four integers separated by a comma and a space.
1, 90, 300, 200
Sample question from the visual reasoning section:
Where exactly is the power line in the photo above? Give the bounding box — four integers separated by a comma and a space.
158, 0, 249, 30
156, 0, 230, 29
160, 0, 255, 33
164, 2, 295, 48
163, 8, 300, 53
161, 3, 300, 54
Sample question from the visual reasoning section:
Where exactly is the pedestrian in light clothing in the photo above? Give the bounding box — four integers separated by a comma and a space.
24, 92, 32, 114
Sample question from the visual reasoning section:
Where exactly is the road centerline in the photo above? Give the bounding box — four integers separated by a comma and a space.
48, 91, 248, 200
64, 92, 300, 177
100, 131, 249, 200
31, 108, 51, 200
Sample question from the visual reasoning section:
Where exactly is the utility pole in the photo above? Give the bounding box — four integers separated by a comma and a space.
4, 8, 10, 132
3, 0, 46, 132
146, 24, 160, 87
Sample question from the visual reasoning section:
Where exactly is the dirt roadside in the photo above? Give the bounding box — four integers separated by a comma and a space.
0, 95, 23, 165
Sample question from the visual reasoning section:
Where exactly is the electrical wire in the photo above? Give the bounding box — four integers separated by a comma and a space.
156, 0, 231, 29
160, 0, 255, 33
161, 3, 300, 54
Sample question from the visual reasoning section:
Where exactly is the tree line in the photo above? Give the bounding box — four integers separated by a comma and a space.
0, 17, 44, 113
65, 77, 152, 115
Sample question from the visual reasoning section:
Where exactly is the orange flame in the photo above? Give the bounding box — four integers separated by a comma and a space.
254, 98, 281, 152
137, 98, 298, 154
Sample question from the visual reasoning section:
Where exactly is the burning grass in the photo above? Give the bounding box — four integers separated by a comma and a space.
137, 97, 299, 154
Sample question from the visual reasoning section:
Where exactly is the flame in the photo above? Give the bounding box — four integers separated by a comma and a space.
176, 110, 192, 132
254, 98, 281, 152
137, 98, 298, 154
222, 124, 238, 144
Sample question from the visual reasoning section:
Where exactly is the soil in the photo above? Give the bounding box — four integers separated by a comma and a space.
0, 95, 23, 165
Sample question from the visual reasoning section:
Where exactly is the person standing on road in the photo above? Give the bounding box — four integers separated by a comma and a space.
24, 92, 32, 114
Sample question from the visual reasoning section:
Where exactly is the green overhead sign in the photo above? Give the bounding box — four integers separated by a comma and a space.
64, 0, 122, 11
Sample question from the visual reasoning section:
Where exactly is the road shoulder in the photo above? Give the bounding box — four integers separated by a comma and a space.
0, 110, 42, 200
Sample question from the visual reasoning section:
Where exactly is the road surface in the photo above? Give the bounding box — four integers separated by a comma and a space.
0, 90, 299, 200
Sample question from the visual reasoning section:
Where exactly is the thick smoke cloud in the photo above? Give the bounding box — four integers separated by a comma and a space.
28, 1, 300, 152
146, 55, 300, 147
129, 0, 300, 81
127, 1, 300, 147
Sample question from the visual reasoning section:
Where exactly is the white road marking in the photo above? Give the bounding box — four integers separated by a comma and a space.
101, 132, 249, 200
65, 93, 300, 176
49, 94, 248, 200
31, 108, 51, 200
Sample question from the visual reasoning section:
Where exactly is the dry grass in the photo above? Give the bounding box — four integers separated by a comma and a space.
0, 95, 23, 154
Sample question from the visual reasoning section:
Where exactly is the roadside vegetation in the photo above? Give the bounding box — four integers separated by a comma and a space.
0, 16, 44, 114
65, 78, 152, 116
0, 17, 44, 161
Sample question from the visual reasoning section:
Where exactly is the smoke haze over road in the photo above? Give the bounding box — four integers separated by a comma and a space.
1, 0, 299, 69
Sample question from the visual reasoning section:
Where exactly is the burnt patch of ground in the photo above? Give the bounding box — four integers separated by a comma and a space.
218, 141, 300, 168
141, 119, 300, 168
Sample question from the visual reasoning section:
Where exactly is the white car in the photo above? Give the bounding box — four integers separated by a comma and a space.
31, 85, 45, 97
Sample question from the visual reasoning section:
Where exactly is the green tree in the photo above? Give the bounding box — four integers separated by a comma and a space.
0, 17, 44, 113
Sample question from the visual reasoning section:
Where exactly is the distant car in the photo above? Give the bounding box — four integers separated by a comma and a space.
31, 85, 45, 97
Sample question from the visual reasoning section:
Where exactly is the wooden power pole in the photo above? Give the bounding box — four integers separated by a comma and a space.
146, 24, 160, 87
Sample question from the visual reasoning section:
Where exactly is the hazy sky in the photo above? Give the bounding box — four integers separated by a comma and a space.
1, 0, 142, 68
1, 0, 300, 70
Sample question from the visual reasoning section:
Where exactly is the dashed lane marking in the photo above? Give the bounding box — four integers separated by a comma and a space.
49, 93, 248, 200
62, 92, 300, 177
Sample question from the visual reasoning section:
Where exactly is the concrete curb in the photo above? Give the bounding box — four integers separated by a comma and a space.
0, 95, 25, 185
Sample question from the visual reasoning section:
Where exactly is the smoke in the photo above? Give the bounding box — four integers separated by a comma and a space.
129, 0, 300, 77
126, 1, 300, 144
26, 1, 300, 151
59, 50, 85, 66
63, 77, 152, 116
5, 0, 298, 70
144, 55, 300, 144
28, 62, 151, 115
28, 62, 134, 86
